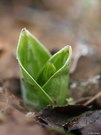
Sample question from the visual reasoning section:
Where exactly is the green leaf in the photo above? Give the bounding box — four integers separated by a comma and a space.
17, 28, 72, 110
43, 46, 72, 105
37, 62, 56, 86
19, 65, 53, 110
17, 28, 53, 110
17, 28, 51, 80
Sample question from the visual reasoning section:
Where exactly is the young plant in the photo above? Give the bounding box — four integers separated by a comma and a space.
17, 28, 72, 110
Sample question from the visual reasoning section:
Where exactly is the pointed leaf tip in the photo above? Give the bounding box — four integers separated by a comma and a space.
17, 29, 72, 110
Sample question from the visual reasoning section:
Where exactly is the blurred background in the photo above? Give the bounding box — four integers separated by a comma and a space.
0, 0, 101, 79
0, 1, 101, 135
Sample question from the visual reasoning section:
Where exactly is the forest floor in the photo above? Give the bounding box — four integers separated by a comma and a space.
0, 4, 101, 135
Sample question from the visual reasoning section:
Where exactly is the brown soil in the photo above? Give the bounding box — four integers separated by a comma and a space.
0, 2, 101, 135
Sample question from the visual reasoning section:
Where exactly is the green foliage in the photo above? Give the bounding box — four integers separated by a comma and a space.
17, 28, 72, 110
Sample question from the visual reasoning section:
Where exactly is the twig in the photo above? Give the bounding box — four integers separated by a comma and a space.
84, 91, 101, 106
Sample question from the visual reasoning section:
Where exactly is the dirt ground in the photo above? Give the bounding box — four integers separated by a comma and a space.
0, 1, 101, 135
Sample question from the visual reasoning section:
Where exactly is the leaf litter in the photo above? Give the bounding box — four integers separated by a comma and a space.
37, 105, 101, 135
0, 8, 101, 135
0, 54, 101, 135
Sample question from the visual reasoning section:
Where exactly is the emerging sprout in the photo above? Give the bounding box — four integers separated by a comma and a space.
17, 28, 72, 110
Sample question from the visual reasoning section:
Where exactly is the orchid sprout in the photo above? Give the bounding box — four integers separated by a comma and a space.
17, 28, 72, 110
